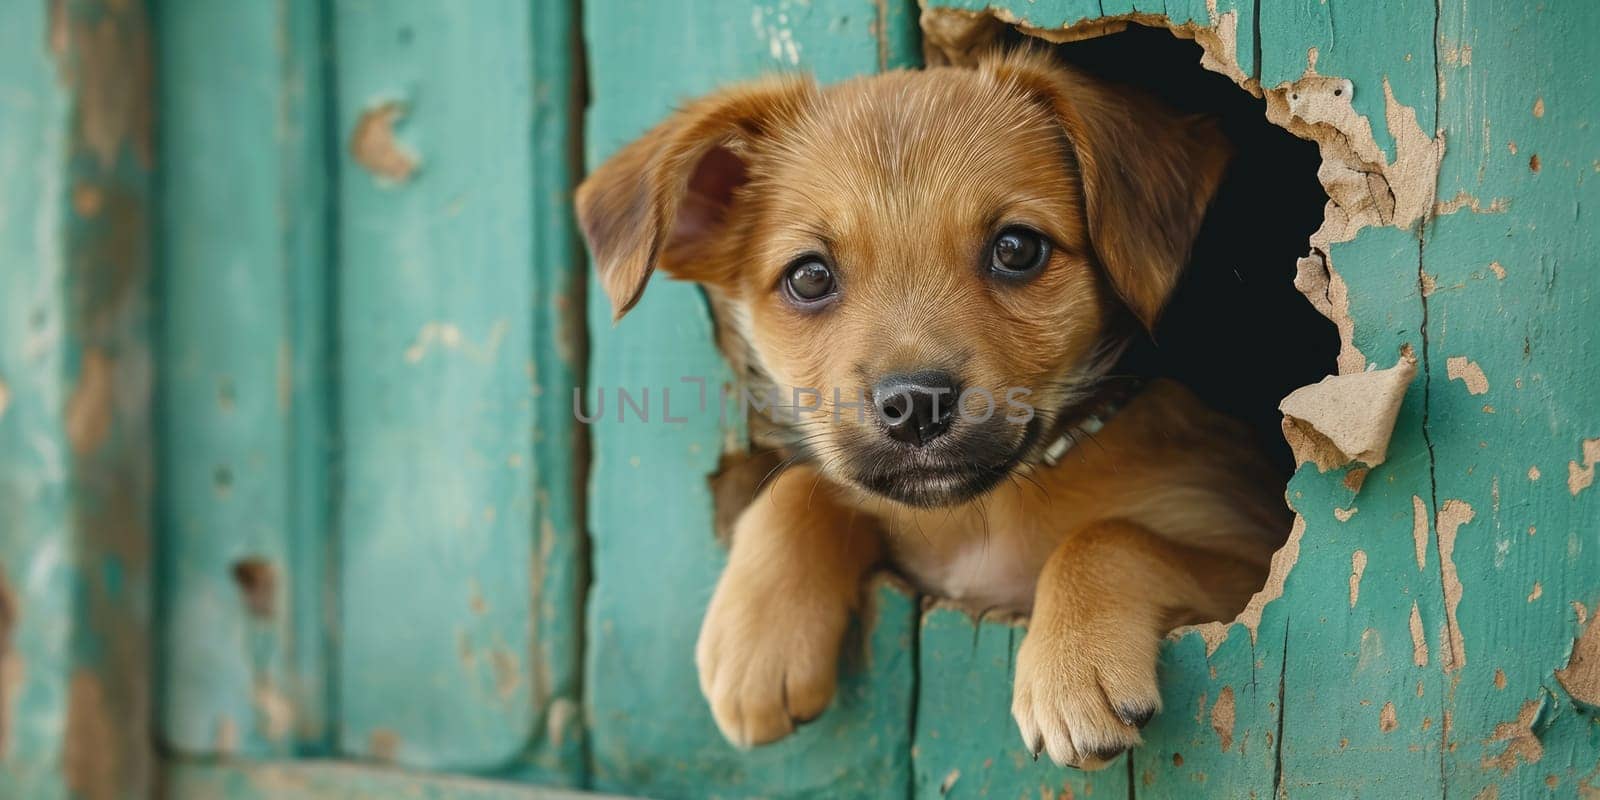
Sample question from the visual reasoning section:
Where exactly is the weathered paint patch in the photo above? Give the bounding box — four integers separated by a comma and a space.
1446, 356, 1490, 395
1412, 495, 1430, 570
1280, 354, 1417, 471
1556, 604, 1600, 708
1410, 602, 1428, 667
0, 377, 8, 419
65, 349, 112, 455
1220, 514, 1306, 652
1437, 500, 1476, 670
1481, 698, 1544, 774
251, 684, 293, 742
63, 672, 116, 800
1380, 701, 1399, 733
1210, 686, 1236, 751
349, 102, 418, 182
51, 5, 155, 169
1349, 550, 1368, 607
229, 558, 276, 619
369, 728, 400, 762
1567, 437, 1600, 496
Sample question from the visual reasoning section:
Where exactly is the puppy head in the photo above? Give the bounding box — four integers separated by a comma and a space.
577, 50, 1230, 507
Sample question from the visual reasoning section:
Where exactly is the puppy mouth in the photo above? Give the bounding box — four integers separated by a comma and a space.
849, 417, 1041, 508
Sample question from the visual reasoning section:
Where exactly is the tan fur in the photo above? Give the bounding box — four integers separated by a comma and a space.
578, 49, 1283, 768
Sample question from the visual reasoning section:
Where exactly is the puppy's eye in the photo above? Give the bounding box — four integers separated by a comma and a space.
783, 258, 837, 304
990, 227, 1051, 277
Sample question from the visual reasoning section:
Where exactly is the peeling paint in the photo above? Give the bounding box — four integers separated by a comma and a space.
66, 349, 113, 455
1556, 603, 1600, 707
1334, 505, 1358, 522
1528, 582, 1543, 602
369, 728, 400, 761
1226, 515, 1306, 651
1380, 701, 1398, 733
350, 102, 418, 182
403, 320, 509, 364
1412, 495, 1430, 570
64, 672, 117, 800
940, 768, 961, 793
0, 377, 9, 420
1481, 699, 1544, 773
490, 647, 520, 700
546, 697, 579, 749
50, 6, 154, 170
1293, 253, 1363, 375
1567, 437, 1600, 496
1280, 354, 1417, 471
1433, 191, 1509, 215
252, 684, 294, 741
1349, 550, 1367, 607
1409, 601, 1428, 667
1447, 356, 1490, 395
230, 558, 276, 619
1210, 686, 1236, 751
1437, 499, 1475, 671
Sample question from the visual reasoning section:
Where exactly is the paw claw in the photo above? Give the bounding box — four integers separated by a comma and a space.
1115, 703, 1156, 729
1011, 624, 1160, 771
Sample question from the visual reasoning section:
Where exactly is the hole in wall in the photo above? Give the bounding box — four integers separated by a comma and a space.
972, 21, 1339, 483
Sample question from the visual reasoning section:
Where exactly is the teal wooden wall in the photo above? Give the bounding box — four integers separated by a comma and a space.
0, 1, 1595, 798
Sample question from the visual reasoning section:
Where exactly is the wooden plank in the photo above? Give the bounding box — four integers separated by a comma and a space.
581, 6, 922, 793
1426, 1, 1600, 797
914, 607, 1133, 799
0, 1, 81, 794
155, 0, 330, 757
333, 0, 543, 771
165, 758, 630, 800
0, 0, 155, 796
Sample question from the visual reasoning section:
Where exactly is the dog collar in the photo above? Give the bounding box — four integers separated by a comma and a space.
1035, 378, 1145, 468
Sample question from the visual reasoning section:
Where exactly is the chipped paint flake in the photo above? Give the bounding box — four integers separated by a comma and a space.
1379, 701, 1398, 733
1409, 601, 1428, 667
1232, 515, 1306, 649
1334, 505, 1358, 522
66, 349, 113, 454
1280, 354, 1417, 471
1567, 437, 1600, 496
0, 377, 9, 420
253, 684, 294, 741
1557, 604, 1600, 707
1412, 495, 1429, 570
1481, 699, 1544, 773
64, 672, 117, 799
369, 728, 400, 761
1447, 356, 1490, 395
350, 102, 418, 182
1437, 500, 1475, 671
1349, 550, 1367, 607
1211, 686, 1236, 751
1528, 582, 1542, 602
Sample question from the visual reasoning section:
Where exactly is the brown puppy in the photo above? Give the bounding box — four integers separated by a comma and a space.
576, 49, 1287, 769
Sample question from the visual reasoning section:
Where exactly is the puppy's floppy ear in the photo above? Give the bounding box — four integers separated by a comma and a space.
984, 49, 1231, 330
575, 75, 816, 321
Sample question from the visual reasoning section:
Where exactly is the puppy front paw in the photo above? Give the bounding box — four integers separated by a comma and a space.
695, 574, 848, 748
1010, 622, 1161, 769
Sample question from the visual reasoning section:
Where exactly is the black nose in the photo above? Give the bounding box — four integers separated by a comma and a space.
873, 370, 961, 447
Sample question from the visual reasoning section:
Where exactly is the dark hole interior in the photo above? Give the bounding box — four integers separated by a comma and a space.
1037, 24, 1339, 478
